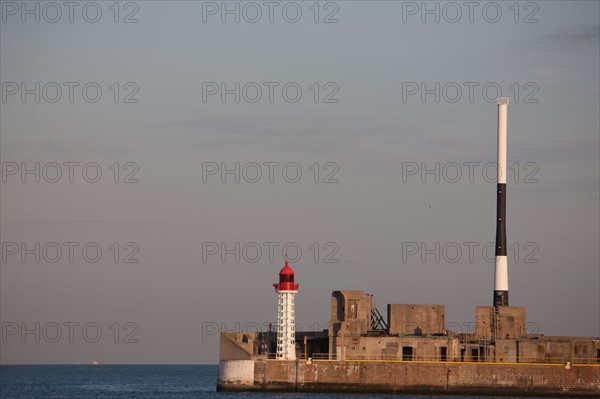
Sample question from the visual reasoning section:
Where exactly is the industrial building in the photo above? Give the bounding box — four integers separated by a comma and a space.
221, 286, 600, 365
218, 99, 600, 395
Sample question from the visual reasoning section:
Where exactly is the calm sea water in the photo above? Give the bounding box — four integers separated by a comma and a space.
0, 365, 561, 399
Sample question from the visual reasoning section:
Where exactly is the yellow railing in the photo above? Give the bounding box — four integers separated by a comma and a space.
311, 353, 335, 360
573, 357, 600, 365
263, 353, 334, 361
331, 355, 598, 365
262, 353, 599, 366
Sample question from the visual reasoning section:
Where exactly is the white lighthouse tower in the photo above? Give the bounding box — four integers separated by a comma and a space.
273, 260, 298, 360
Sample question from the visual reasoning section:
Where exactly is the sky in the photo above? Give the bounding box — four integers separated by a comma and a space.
0, 0, 598, 364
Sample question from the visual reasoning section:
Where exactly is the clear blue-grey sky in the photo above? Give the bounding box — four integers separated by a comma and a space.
1, 0, 598, 364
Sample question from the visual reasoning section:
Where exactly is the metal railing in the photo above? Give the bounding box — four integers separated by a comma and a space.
261, 353, 599, 365
347, 355, 600, 365
572, 357, 600, 365
311, 353, 335, 360
262, 353, 334, 361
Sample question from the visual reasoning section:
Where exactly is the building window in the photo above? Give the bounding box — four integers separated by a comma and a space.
402, 346, 413, 361
348, 300, 358, 319
471, 348, 479, 362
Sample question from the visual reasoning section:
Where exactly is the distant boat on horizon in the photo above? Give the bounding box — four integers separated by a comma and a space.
92, 360, 99, 365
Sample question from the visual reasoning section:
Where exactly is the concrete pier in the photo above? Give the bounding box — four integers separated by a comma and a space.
218, 359, 600, 396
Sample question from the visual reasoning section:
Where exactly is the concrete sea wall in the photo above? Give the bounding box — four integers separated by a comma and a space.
218, 359, 600, 396
217, 360, 254, 387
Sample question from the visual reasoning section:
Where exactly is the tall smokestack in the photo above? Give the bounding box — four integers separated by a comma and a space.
494, 97, 509, 307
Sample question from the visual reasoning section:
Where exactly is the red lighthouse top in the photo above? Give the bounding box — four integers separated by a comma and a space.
273, 260, 299, 292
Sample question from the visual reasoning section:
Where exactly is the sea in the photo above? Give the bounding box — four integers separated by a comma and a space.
0, 365, 562, 399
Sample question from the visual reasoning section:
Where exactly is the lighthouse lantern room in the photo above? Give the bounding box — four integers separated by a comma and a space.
273, 260, 299, 360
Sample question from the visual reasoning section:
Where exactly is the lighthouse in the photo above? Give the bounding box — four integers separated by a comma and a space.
273, 260, 298, 360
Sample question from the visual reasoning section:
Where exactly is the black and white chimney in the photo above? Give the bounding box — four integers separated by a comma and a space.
494, 97, 509, 307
